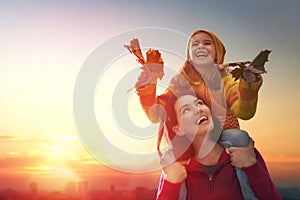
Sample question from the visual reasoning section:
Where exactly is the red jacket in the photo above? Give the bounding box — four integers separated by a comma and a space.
156, 149, 282, 200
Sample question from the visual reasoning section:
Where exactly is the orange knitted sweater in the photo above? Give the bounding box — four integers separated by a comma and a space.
136, 29, 263, 129
136, 63, 262, 129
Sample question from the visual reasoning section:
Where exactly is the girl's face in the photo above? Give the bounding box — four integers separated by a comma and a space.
172, 95, 214, 140
188, 32, 216, 67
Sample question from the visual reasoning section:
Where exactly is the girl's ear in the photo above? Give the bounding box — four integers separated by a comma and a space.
172, 125, 185, 136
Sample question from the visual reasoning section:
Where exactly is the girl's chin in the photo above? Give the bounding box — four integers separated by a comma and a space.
193, 57, 214, 64
199, 123, 214, 134
196, 126, 210, 135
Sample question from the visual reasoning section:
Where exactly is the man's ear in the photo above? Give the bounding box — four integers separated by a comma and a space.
172, 125, 185, 136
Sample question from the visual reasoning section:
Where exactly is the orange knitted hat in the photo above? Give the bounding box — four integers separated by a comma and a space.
186, 30, 226, 64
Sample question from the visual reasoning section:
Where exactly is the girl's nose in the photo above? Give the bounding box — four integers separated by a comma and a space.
194, 105, 201, 114
197, 43, 204, 49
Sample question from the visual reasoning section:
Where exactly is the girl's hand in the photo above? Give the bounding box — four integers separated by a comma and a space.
135, 63, 164, 88
228, 139, 256, 169
217, 63, 230, 70
136, 67, 156, 88
242, 67, 257, 82
163, 160, 190, 184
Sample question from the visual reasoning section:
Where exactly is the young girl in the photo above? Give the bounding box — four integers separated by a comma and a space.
155, 89, 281, 200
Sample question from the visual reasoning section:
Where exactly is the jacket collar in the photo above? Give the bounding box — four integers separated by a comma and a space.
187, 148, 230, 172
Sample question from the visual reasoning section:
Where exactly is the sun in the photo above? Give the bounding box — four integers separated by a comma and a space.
30, 131, 90, 187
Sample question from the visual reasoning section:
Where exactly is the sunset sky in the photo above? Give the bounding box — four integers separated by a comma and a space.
1, 0, 300, 191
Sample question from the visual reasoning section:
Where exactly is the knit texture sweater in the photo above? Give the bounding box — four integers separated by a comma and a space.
136, 64, 262, 129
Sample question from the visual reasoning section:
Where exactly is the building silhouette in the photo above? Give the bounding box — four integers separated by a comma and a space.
78, 181, 88, 199
29, 182, 38, 200
65, 181, 76, 196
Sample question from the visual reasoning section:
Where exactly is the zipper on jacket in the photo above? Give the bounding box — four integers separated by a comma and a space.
209, 174, 213, 200
207, 160, 230, 200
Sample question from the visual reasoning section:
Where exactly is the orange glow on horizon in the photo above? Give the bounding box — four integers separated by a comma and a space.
1, 130, 300, 191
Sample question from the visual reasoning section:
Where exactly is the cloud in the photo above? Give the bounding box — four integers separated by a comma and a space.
0, 156, 43, 170
0, 134, 51, 143
0, 135, 26, 142
265, 155, 300, 163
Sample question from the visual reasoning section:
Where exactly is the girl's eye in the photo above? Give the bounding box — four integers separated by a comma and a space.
204, 41, 213, 45
182, 108, 190, 114
196, 100, 204, 107
191, 42, 198, 47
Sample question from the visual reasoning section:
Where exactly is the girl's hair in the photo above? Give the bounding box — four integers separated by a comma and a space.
156, 88, 195, 161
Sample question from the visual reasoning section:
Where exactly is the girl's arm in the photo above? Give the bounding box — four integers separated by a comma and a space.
156, 172, 183, 200
223, 75, 263, 120
136, 82, 160, 123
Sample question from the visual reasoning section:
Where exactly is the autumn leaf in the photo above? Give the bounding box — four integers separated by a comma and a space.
249, 49, 271, 73
230, 50, 271, 81
125, 39, 164, 74
231, 68, 243, 81
125, 38, 165, 91
124, 38, 145, 64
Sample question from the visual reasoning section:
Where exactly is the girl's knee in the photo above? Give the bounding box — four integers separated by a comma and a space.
219, 129, 250, 147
